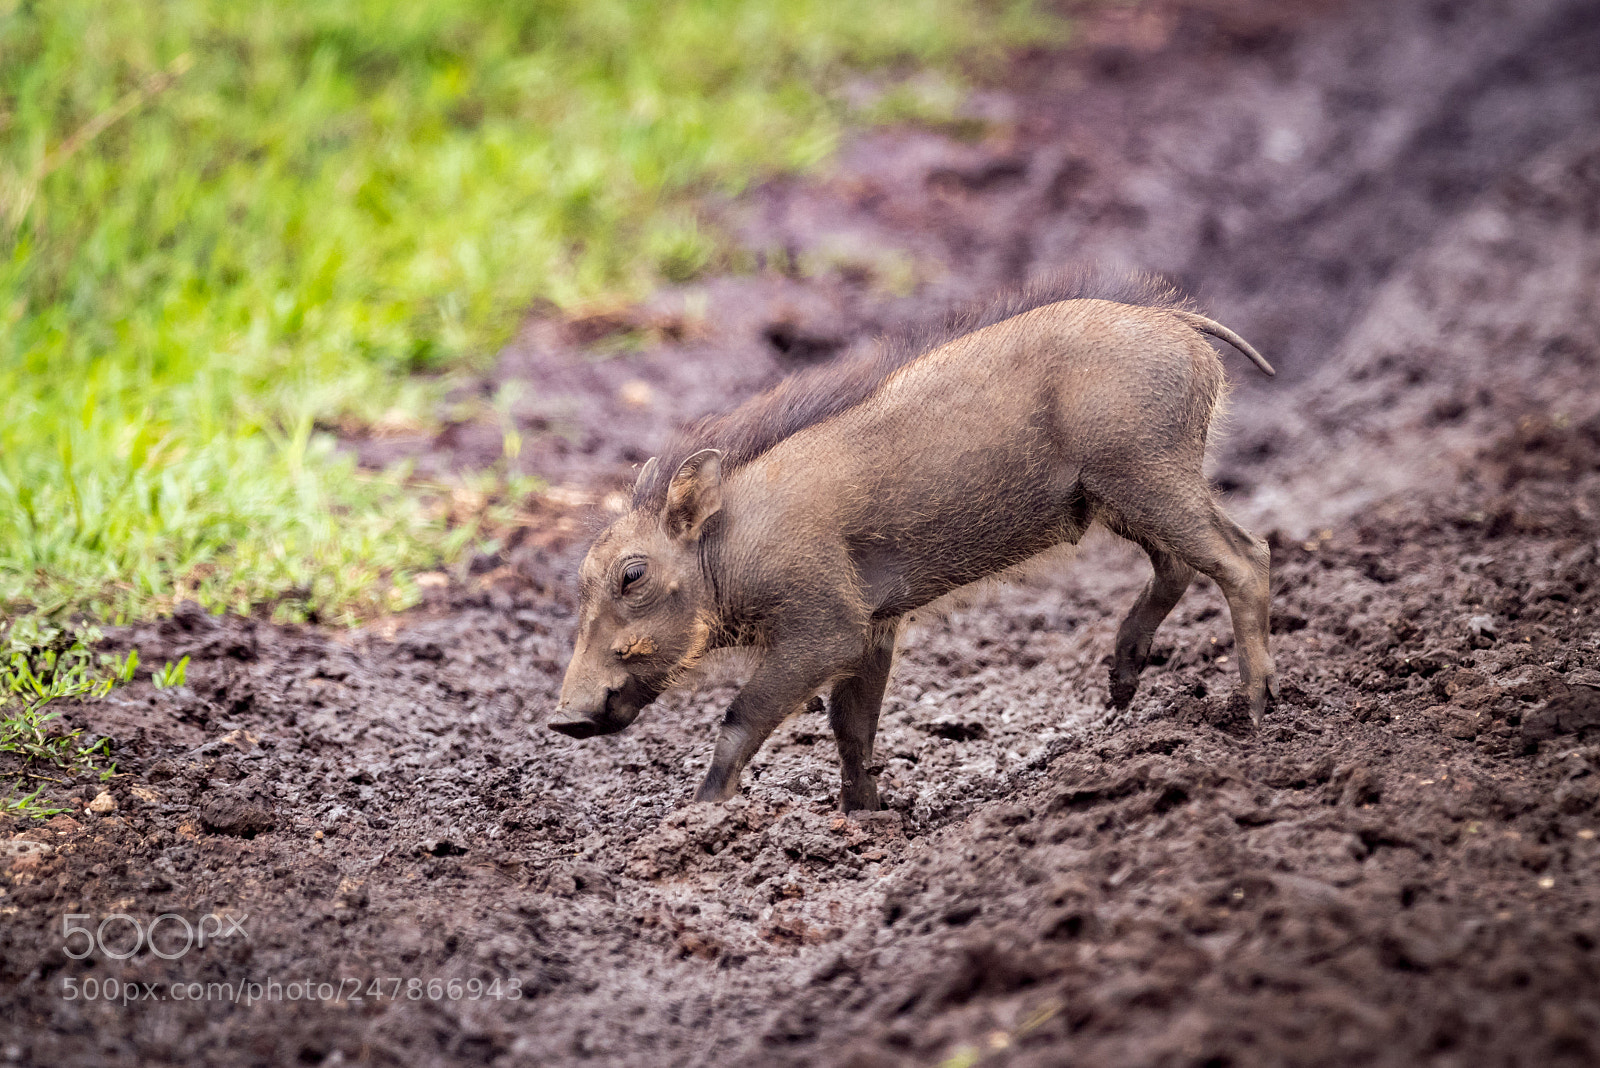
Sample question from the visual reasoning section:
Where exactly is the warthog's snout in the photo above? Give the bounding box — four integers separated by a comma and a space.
548, 690, 629, 738
549, 676, 659, 738
548, 713, 619, 738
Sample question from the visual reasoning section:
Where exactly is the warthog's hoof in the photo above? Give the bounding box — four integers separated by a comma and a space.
1108, 671, 1139, 710
841, 776, 882, 813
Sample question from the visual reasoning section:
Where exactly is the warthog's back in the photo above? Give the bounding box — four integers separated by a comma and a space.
724, 299, 1229, 616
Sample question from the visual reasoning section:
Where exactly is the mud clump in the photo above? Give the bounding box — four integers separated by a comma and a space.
1522, 671, 1600, 743
197, 774, 277, 838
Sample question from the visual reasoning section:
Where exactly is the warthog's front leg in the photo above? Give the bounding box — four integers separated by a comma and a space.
695, 627, 864, 803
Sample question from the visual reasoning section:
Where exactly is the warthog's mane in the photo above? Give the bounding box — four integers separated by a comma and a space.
631, 267, 1195, 508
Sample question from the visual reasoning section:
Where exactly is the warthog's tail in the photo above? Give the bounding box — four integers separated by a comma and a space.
1174, 311, 1276, 377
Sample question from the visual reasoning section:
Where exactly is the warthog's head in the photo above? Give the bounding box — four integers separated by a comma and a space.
549, 450, 723, 739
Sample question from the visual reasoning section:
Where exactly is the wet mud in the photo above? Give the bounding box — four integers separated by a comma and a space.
5, 0, 1600, 1064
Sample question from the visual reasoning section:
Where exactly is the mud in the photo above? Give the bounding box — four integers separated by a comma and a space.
5, 0, 1600, 1064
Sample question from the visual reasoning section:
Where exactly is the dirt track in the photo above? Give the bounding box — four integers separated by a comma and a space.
5, 0, 1600, 1064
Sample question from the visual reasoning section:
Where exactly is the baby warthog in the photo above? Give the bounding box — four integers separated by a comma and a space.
551, 273, 1277, 811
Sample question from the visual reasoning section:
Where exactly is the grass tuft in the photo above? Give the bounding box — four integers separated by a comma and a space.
1, 618, 128, 817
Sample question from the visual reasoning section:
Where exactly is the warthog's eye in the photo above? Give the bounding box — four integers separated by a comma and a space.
620, 560, 646, 593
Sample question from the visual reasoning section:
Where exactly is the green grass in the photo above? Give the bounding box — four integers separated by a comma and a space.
0, 0, 1062, 626
1, 618, 127, 817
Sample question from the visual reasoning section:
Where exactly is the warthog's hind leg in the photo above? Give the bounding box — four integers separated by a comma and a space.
1098, 481, 1276, 725
1110, 545, 1196, 709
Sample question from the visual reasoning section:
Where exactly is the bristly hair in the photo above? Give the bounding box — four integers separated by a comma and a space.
632, 267, 1195, 508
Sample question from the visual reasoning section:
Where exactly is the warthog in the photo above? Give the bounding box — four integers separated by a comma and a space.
551, 272, 1277, 811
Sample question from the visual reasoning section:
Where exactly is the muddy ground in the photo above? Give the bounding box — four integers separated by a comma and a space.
5, 0, 1600, 1064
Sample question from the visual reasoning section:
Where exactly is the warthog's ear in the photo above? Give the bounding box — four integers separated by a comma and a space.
664, 449, 722, 542
633, 456, 660, 495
